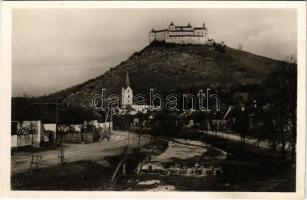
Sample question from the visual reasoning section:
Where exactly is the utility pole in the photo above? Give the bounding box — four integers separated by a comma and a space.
109, 108, 112, 133
30, 123, 34, 172
23, 94, 43, 173
56, 97, 64, 167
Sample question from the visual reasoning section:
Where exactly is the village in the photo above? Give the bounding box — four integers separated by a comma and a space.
10, 22, 297, 192
11, 68, 295, 191
11, 71, 259, 151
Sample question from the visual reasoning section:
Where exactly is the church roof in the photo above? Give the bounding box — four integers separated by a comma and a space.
125, 71, 130, 88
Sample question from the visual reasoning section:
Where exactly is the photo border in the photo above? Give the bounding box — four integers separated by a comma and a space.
0, 1, 305, 199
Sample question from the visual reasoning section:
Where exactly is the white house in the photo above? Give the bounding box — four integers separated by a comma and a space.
11, 97, 43, 148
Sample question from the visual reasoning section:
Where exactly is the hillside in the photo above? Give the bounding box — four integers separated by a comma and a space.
36, 42, 283, 106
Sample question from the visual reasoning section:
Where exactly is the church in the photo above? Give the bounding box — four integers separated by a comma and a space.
121, 72, 150, 113
121, 71, 133, 109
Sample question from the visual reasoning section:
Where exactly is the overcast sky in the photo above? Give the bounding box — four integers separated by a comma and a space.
12, 9, 297, 96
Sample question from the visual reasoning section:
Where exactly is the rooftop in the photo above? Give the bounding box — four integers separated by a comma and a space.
11, 97, 104, 124
150, 23, 207, 33
11, 97, 43, 121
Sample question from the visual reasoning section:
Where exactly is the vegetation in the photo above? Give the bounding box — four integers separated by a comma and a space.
32, 42, 283, 106
263, 56, 297, 161
32, 41, 297, 164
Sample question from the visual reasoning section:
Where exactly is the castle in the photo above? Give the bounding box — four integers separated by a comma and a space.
149, 22, 210, 45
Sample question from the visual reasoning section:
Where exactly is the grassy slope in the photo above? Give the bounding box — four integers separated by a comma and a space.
35, 42, 282, 106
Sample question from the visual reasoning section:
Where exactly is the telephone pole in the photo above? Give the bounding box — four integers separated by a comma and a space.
56, 97, 64, 167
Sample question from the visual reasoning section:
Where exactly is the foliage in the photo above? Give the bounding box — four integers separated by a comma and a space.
261, 56, 297, 159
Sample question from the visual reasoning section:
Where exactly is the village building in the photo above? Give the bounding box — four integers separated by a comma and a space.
11, 97, 112, 147
121, 71, 133, 109
149, 22, 209, 45
130, 104, 150, 113
11, 97, 43, 148
38, 105, 109, 143
121, 72, 151, 114
59, 106, 106, 143
34, 103, 57, 144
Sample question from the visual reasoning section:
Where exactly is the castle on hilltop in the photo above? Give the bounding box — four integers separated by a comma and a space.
149, 22, 212, 45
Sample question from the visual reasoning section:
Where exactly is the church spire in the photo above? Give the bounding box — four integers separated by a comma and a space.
125, 71, 130, 88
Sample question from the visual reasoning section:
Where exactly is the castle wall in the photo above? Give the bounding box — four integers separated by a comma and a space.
166, 36, 208, 45
169, 31, 194, 36
149, 32, 156, 43
194, 29, 207, 36
155, 31, 167, 41
150, 24, 209, 45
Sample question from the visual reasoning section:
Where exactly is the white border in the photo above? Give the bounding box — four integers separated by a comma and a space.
0, 1, 306, 199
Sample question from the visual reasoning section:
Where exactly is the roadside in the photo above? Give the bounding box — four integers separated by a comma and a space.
201, 130, 271, 149
194, 131, 295, 191
11, 131, 152, 175
12, 136, 227, 191
11, 130, 295, 191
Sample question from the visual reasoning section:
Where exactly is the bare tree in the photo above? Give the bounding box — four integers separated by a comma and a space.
265, 55, 297, 161
238, 43, 243, 51
280, 56, 297, 161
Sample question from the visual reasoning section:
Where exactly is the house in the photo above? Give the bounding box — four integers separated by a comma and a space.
34, 103, 57, 144
11, 95, 114, 147
68, 106, 111, 132
36, 104, 107, 143
223, 103, 257, 133
208, 110, 229, 132
11, 97, 43, 148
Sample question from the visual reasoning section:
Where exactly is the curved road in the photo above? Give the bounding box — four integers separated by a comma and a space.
12, 131, 151, 175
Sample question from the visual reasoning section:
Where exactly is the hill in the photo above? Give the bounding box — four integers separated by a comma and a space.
35, 42, 283, 106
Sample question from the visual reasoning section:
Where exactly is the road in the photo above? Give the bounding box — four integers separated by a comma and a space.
11, 131, 151, 175
201, 130, 272, 149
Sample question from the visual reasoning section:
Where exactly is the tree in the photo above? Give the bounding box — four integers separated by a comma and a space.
16, 121, 34, 135
237, 106, 249, 150
249, 107, 267, 148
193, 111, 209, 130
279, 56, 297, 161
264, 56, 297, 161
238, 43, 243, 51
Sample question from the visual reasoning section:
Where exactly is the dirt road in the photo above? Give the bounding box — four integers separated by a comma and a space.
12, 131, 151, 175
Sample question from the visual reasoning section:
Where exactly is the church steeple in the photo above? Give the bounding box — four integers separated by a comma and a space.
122, 71, 133, 109
125, 71, 130, 88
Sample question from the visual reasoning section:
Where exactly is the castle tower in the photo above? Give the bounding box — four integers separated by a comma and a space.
121, 71, 133, 109
169, 22, 175, 31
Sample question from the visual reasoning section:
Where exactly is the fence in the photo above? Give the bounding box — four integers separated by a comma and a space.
61, 131, 100, 143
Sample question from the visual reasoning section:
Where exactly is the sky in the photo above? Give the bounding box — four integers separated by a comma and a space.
12, 9, 297, 96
